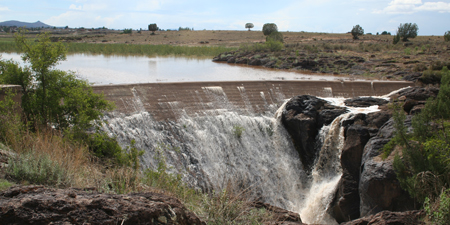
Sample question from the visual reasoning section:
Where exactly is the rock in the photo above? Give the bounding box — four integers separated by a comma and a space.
359, 119, 417, 217
333, 124, 371, 223
0, 186, 205, 225
342, 210, 425, 225
282, 95, 347, 171
344, 97, 388, 108
292, 60, 319, 70
397, 87, 439, 101
250, 202, 303, 223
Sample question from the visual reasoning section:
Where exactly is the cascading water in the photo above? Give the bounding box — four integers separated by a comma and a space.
102, 99, 307, 210
300, 113, 350, 224
101, 89, 389, 223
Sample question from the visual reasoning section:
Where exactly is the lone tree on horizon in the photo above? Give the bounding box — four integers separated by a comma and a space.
262, 23, 278, 36
245, 23, 254, 31
148, 23, 158, 35
397, 23, 418, 42
351, 25, 364, 40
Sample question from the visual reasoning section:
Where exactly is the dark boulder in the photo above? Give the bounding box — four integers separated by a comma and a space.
281, 95, 347, 171
359, 118, 417, 217
344, 97, 388, 108
333, 124, 371, 223
396, 87, 439, 101
342, 210, 425, 225
0, 186, 205, 225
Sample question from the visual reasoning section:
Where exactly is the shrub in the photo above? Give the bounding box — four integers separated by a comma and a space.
266, 31, 284, 43
393, 34, 401, 44
391, 67, 450, 203
424, 189, 450, 225
6, 151, 71, 187
351, 25, 364, 40
123, 28, 132, 34
381, 31, 391, 35
262, 23, 278, 36
397, 23, 418, 42
430, 61, 450, 71
445, 31, 450, 42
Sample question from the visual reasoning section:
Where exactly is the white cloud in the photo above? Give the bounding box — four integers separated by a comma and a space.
388, 0, 422, 5
416, 2, 450, 12
374, 0, 450, 14
0, 6, 10, 11
69, 4, 82, 10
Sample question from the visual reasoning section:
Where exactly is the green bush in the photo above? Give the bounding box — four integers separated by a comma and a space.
351, 25, 364, 40
266, 31, 284, 43
444, 31, 450, 42
123, 28, 132, 34
397, 23, 418, 42
419, 70, 443, 84
425, 189, 450, 225
393, 34, 401, 44
6, 151, 71, 187
391, 66, 450, 203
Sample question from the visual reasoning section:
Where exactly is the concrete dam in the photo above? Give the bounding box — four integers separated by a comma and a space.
92, 80, 412, 121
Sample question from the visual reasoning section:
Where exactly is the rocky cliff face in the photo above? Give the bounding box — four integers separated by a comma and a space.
282, 87, 436, 223
281, 95, 348, 172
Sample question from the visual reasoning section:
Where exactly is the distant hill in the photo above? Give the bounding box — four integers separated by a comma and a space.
0, 20, 54, 28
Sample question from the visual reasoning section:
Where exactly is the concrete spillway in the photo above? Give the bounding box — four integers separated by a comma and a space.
92, 80, 412, 121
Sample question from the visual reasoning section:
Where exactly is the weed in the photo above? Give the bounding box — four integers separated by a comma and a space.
6, 151, 71, 187
0, 179, 13, 191
425, 189, 450, 225
233, 125, 245, 138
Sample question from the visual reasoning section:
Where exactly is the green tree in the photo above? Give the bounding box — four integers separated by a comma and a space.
262, 23, 278, 36
2, 30, 114, 131
390, 67, 450, 203
245, 23, 254, 31
351, 25, 364, 40
148, 23, 158, 35
397, 23, 418, 42
445, 31, 450, 42
14, 31, 67, 125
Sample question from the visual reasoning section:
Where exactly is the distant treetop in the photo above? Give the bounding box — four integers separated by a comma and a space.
245, 23, 254, 31
262, 23, 278, 36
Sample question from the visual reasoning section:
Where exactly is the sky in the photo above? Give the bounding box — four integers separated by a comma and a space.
0, 0, 449, 35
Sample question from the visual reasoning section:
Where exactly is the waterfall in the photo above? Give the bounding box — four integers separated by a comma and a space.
300, 113, 350, 225
101, 91, 385, 222
102, 105, 306, 210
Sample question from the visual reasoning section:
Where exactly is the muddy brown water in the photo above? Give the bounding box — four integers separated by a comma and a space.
3, 52, 366, 84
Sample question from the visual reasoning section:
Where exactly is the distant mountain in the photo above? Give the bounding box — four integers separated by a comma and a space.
0, 20, 54, 28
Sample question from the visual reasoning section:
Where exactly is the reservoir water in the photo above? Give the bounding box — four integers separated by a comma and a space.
1, 52, 357, 85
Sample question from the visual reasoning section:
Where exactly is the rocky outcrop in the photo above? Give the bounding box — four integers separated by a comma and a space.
359, 118, 417, 217
344, 97, 388, 108
281, 95, 347, 171
333, 123, 371, 222
342, 210, 425, 225
333, 111, 392, 223
0, 186, 205, 225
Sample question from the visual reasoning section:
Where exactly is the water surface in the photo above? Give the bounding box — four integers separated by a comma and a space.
2, 52, 354, 85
